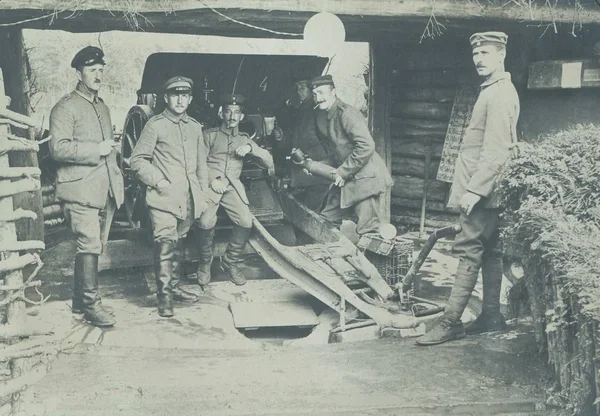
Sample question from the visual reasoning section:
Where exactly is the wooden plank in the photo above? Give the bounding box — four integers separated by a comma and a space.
392, 139, 444, 158
528, 59, 600, 90
391, 215, 455, 229
0, 29, 44, 244
393, 88, 456, 103
392, 101, 452, 120
396, 207, 459, 224
1, 0, 597, 24
391, 117, 449, 130
391, 156, 439, 178
391, 176, 447, 202
369, 43, 392, 223
392, 70, 463, 87
231, 301, 319, 329
391, 197, 458, 214
0, 67, 25, 323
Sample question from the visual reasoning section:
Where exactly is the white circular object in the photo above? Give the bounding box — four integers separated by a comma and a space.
379, 223, 397, 240
303, 12, 346, 57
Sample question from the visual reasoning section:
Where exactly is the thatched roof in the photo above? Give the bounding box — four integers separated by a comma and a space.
1, 0, 599, 40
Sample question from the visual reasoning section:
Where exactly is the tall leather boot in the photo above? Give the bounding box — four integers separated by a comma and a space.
71, 262, 83, 314
416, 260, 479, 346
195, 227, 215, 287
78, 253, 116, 327
155, 240, 175, 317
170, 239, 199, 303
221, 225, 252, 286
466, 253, 507, 335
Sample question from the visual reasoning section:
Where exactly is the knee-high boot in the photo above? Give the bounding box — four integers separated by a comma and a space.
170, 239, 199, 302
466, 254, 507, 335
155, 240, 175, 317
416, 260, 479, 346
195, 227, 215, 287
221, 225, 252, 286
78, 253, 116, 327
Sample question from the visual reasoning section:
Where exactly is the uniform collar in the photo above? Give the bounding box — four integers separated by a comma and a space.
326, 98, 342, 120
75, 82, 99, 103
219, 125, 239, 136
162, 108, 189, 124
480, 71, 511, 88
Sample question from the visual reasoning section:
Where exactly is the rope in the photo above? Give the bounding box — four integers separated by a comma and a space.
200, 2, 303, 37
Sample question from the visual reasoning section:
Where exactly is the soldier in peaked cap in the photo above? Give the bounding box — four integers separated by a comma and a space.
194, 93, 274, 288
277, 75, 330, 211
310, 74, 393, 235
417, 31, 520, 346
130, 75, 208, 317
49, 46, 123, 327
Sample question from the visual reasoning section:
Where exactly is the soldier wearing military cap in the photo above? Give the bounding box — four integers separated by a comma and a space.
130, 76, 208, 317
277, 75, 330, 211
310, 74, 393, 235
194, 93, 274, 287
417, 31, 520, 346
49, 46, 123, 327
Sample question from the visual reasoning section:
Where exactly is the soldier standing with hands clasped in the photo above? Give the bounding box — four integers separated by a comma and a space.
416, 32, 520, 346
130, 76, 207, 317
49, 46, 124, 327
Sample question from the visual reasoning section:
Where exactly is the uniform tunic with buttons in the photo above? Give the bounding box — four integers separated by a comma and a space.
130, 108, 208, 221
49, 82, 124, 254
447, 72, 519, 209
315, 99, 393, 206
50, 83, 124, 209
198, 126, 273, 229
448, 72, 520, 265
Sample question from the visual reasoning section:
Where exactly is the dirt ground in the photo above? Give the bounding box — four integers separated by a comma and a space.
12, 239, 558, 415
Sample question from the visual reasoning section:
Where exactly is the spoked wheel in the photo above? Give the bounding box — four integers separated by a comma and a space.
119, 105, 154, 232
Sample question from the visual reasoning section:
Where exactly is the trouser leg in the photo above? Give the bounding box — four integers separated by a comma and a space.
353, 194, 383, 235
319, 187, 351, 229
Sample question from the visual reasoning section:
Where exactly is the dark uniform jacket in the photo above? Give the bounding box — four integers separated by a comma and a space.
130, 109, 208, 220
204, 126, 274, 205
447, 72, 519, 209
290, 98, 330, 187
315, 98, 393, 209
49, 83, 124, 209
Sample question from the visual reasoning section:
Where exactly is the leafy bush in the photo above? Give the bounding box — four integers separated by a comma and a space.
497, 124, 600, 318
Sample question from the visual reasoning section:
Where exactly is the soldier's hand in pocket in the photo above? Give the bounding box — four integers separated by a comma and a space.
210, 177, 229, 194
99, 140, 118, 156
235, 144, 252, 158
333, 172, 346, 187
155, 178, 171, 194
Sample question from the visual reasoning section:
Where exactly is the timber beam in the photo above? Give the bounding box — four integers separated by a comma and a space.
0, 1, 597, 39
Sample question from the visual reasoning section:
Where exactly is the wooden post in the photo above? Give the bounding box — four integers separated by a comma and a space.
419, 138, 432, 238
0, 29, 44, 244
369, 42, 392, 223
0, 69, 25, 325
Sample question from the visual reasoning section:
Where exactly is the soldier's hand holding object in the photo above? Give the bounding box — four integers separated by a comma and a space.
155, 178, 171, 194
333, 172, 345, 187
99, 140, 118, 156
210, 177, 229, 194
459, 192, 481, 216
235, 144, 252, 158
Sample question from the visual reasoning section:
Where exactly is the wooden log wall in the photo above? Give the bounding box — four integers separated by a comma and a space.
382, 41, 471, 231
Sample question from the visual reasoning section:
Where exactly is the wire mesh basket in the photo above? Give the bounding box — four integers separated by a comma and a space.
357, 235, 413, 287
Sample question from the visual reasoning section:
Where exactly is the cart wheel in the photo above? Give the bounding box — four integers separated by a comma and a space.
119, 105, 154, 235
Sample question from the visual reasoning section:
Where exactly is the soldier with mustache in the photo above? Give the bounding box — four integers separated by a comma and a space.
416, 32, 520, 346
49, 46, 124, 327
311, 75, 393, 235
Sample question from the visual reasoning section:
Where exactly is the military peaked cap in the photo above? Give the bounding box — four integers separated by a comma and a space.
220, 93, 245, 106
311, 74, 335, 89
71, 46, 105, 69
163, 76, 193, 93
469, 32, 508, 49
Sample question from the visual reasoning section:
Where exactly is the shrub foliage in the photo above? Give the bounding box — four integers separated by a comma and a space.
498, 124, 600, 318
